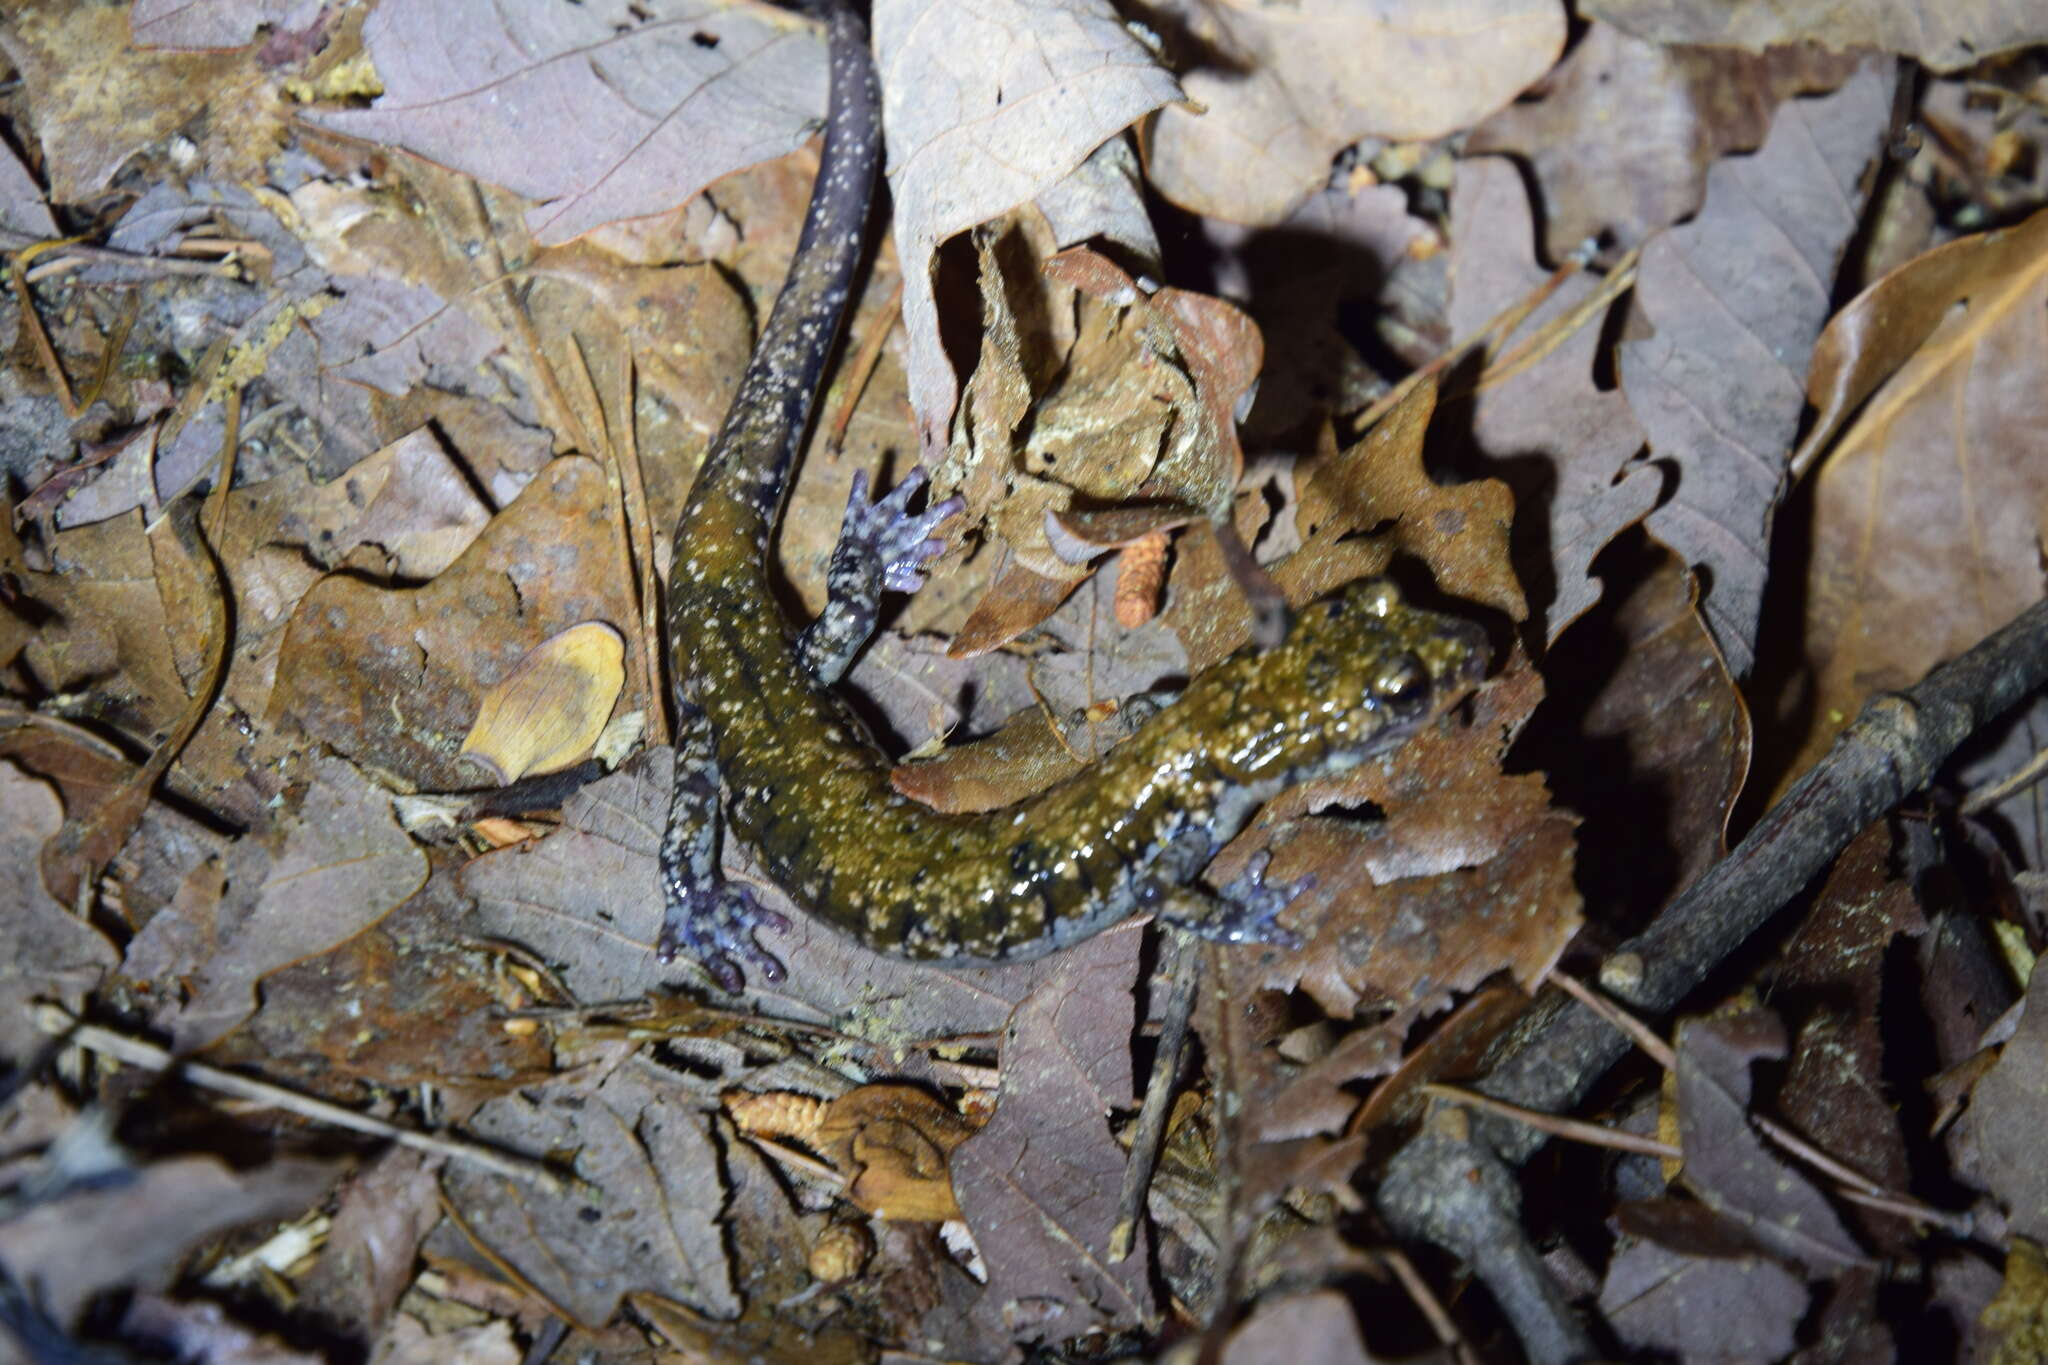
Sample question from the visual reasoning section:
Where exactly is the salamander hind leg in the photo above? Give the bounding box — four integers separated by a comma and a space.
1148, 849, 1311, 950
796, 467, 962, 685
660, 708, 793, 990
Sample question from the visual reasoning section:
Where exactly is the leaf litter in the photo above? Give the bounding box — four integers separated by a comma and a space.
1, 2, 2047, 1362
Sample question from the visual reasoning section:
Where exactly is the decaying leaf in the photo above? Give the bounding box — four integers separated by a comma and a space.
1597, 1198, 1809, 1362
442, 1065, 739, 1325
1673, 1012, 1867, 1272
1955, 960, 2048, 1246
876, 0, 1183, 452
0, 761, 117, 1060
949, 928, 1152, 1345
270, 457, 639, 790
1445, 156, 1654, 643
1587, 0, 2048, 74
0, 1154, 341, 1328
124, 756, 429, 1051
1470, 25, 1871, 262
813, 1083, 979, 1221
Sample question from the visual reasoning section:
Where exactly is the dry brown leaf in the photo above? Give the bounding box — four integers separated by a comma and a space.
949, 928, 1152, 1344
1243, 660, 1580, 1022
0, 1154, 341, 1327
1673, 1012, 1867, 1272
0, 761, 117, 1060
1597, 1200, 1809, 1361
269, 456, 638, 790
442, 1066, 740, 1325
1523, 545, 1749, 925
1142, 0, 1565, 225
1955, 960, 2048, 1246
129, 0, 324, 50
129, 756, 429, 1052
1445, 157, 1654, 643
1470, 25, 1872, 262
311, 0, 826, 247
0, 6, 275, 198
1163, 375, 1522, 676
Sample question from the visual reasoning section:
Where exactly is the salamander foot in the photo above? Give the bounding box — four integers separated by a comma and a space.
1165, 850, 1310, 949
659, 881, 793, 992
845, 466, 963, 593
801, 466, 965, 684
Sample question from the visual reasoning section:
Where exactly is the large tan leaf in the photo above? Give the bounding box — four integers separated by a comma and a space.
1777, 207, 2048, 856
1587, 0, 2048, 75
1143, 0, 1565, 226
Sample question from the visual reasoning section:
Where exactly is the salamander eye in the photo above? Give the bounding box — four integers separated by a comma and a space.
1370, 653, 1429, 706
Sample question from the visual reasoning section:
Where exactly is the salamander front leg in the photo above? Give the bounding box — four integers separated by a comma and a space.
1141, 848, 1311, 950
659, 707, 792, 990
797, 467, 962, 686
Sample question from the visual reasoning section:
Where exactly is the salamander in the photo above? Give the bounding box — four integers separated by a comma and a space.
660, 0, 1489, 989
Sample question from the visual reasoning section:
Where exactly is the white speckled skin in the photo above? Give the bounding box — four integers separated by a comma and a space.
659, 2, 1488, 989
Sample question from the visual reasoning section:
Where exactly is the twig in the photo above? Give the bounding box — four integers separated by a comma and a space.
1384, 1122, 1595, 1365
34, 1007, 573, 1196
1379, 1247, 1481, 1365
1422, 1083, 1681, 1160
824, 274, 902, 457
1961, 740, 2048, 814
1378, 594, 2048, 1357
1110, 930, 1204, 1262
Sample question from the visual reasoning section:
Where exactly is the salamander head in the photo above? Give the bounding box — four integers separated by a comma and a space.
1211, 577, 1489, 784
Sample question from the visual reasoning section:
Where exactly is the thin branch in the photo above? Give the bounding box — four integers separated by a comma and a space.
1423, 1083, 1681, 1160
35, 1007, 574, 1196
1111, 929, 1203, 1262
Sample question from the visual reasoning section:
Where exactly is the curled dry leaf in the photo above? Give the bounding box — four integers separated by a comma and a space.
1165, 374, 1523, 675
875, 0, 1183, 452
1142, 0, 1565, 225
459, 622, 626, 784
813, 1083, 979, 1222
938, 236, 1261, 652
